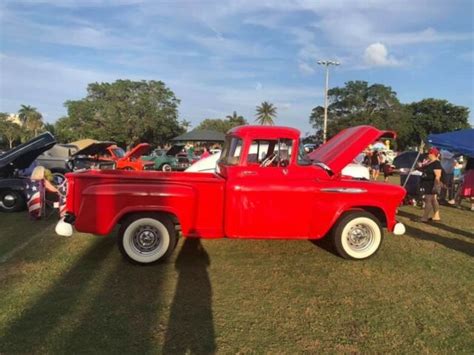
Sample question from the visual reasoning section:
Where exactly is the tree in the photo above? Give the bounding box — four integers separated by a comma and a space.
407, 99, 470, 144
255, 102, 277, 125
59, 80, 185, 146
18, 105, 44, 137
196, 113, 247, 134
226, 111, 244, 122
309, 81, 414, 148
0, 113, 22, 148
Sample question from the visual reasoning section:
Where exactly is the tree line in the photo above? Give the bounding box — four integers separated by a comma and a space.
309, 80, 470, 149
1, 79, 470, 150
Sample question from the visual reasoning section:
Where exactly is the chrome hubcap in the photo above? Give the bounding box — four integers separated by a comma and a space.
1, 194, 17, 209
347, 224, 373, 251
132, 225, 162, 254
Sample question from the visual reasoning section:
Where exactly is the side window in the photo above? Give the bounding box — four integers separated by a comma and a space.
220, 137, 242, 166
248, 138, 293, 167
248, 140, 272, 164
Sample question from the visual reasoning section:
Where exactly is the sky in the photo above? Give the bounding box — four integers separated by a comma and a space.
0, 0, 473, 135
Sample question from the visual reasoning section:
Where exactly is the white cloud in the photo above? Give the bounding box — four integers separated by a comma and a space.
363, 43, 401, 67
298, 62, 315, 74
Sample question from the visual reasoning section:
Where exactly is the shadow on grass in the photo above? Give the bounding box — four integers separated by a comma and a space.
0, 237, 115, 353
404, 225, 474, 257
62, 247, 166, 353
163, 238, 216, 354
310, 236, 339, 258
398, 210, 474, 239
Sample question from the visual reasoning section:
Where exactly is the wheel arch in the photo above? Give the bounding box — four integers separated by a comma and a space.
347, 206, 387, 227
118, 210, 180, 228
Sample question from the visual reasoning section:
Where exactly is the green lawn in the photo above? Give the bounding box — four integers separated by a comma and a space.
0, 197, 473, 353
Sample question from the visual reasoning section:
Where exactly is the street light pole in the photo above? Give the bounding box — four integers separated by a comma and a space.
317, 60, 340, 143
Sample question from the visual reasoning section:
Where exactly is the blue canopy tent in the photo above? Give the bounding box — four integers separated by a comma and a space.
427, 128, 474, 157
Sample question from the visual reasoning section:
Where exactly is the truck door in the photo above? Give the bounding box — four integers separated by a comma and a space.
225, 138, 315, 238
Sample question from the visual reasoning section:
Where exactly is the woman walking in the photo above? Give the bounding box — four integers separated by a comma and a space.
420, 147, 443, 222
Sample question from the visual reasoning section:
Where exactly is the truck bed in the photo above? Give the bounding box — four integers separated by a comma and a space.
66, 170, 226, 237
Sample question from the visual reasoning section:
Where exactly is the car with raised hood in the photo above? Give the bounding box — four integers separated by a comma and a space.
0, 132, 56, 212
141, 145, 184, 172
36, 143, 79, 175
57, 125, 406, 264
66, 142, 154, 172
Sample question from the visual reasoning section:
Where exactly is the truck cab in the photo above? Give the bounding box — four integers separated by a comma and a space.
58, 125, 406, 265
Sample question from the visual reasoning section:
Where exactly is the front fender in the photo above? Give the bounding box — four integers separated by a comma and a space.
310, 190, 400, 238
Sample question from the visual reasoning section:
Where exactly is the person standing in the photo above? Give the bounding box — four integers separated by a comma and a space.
457, 157, 474, 211
420, 147, 443, 222
200, 146, 210, 160
370, 150, 382, 180
440, 149, 456, 204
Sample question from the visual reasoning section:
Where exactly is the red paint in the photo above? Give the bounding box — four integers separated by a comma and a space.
65, 125, 405, 239
102, 143, 154, 171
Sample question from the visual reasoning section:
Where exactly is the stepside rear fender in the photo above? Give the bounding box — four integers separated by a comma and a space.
74, 183, 196, 235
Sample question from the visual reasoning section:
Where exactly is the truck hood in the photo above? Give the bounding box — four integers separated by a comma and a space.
72, 141, 115, 157
308, 125, 395, 175
123, 143, 151, 160
0, 132, 56, 171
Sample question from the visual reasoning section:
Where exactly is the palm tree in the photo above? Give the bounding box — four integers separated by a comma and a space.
255, 102, 277, 125
226, 111, 244, 122
18, 105, 44, 136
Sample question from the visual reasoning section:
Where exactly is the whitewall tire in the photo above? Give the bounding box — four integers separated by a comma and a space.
118, 214, 177, 265
332, 211, 383, 260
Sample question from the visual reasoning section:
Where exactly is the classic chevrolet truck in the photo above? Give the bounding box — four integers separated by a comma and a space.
58, 125, 406, 264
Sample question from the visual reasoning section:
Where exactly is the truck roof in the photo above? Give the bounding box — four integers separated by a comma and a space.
229, 125, 300, 140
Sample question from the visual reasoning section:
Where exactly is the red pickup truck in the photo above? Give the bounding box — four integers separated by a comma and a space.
58, 125, 406, 264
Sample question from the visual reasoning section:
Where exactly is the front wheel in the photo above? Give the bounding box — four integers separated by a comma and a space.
331, 211, 383, 260
118, 213, 177, 264
0, 189, 25, 212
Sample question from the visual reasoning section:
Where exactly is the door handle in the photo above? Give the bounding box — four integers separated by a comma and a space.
241, 170, 257, 176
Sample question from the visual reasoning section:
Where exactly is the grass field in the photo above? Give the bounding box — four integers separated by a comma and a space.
0, 191, 473, 353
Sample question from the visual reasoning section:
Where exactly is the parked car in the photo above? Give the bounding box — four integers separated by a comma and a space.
66, 142, 154, 172
104, 143, 155, 171
142, 145, 184, 172
0, 132, 56, 212
36, 143, 79, 175
57, 125, 406, 264
66, 141, 117, 171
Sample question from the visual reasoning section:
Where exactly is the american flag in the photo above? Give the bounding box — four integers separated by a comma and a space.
25, 179, 43, 219
57, 179, 68, 218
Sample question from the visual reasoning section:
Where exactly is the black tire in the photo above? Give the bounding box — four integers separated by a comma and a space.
331, 211, 383, 260
118, 213, 178, 265
0, 189, 26, 212
160, 163, 172, 172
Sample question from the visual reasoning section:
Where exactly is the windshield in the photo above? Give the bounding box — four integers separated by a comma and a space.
220, 136, 242, 166
112, 148, 125, 158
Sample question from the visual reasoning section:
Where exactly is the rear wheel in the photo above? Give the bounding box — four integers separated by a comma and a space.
0, 189, 25, 212
118, 213, 177, 264
331, 211, 383, 260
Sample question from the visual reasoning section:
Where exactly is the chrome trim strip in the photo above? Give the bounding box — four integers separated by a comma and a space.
321, 187, 367, 194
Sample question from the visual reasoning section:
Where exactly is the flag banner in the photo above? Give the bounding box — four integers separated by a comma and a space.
58, 179, 68, 218
25, 179, 43, 219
